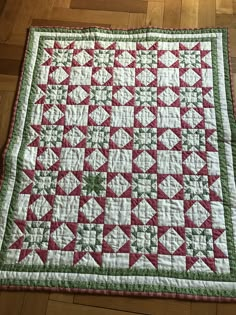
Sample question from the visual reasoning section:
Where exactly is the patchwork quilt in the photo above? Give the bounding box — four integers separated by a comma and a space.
0, 27, 236, 300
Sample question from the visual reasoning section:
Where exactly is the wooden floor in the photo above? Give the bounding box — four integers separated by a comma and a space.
0, 0, 236, 314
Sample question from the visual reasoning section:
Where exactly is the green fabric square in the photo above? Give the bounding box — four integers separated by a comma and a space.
180, 51, 201, 68
180, 87, 203, 107
182, 129, 205, 151
94, 50, 115, 67
52, 49, 73, 66
135, 87, 157, 106
90, 86, 112, 105
132, 173, 157, 198
136, 51, 157, 68
23, 221, 50, 249
33, 171, 58, 195
76, 224, 103, 252
87, 126, 110, 148
131, 225, 158, 254
82, 172, 106, 197
134, 128, 157, 149
186, 228, 214, 257
45, 85, 68, 104
40, 125, 64, 147
184, 175, 210, 200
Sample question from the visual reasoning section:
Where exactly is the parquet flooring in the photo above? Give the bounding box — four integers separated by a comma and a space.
0, 0, 236, 314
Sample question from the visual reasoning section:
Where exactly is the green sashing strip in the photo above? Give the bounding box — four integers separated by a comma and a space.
211, 32, 236, 274
0, 33, 46, 259
222, 29, 236, 265
0, 28, 236, 293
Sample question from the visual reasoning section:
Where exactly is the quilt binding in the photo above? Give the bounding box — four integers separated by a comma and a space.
0, 26, 235, 302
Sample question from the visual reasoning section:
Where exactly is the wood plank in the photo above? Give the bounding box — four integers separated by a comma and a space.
75, 295, 151, 314
9, 0, 34, 43
0, 59, 21, 76
46, 300, 143, 315
146, 1, 164, 27
128, 13, 147, 28
217, 304, 236, 315
0, 0, 22, 42
70, 0, 147, 13
232, 57, 236, 73
8, 0, 54, 45
49, 293, 74, 303
233, 73, 236, 96
32, 0, 55, 19
191, 302, 217, 315
216, 14, 236, 27
0, 75, 18, 91
163, 0, 182, 28
53, 0, 71, 8
50, 8, 130, 26
0, 91, 15, 155
111, 24, 129, 29
74, 295, 191, 315
0, 0, 6, 15
216, 0, 233, 14
0, 44, 24, 61
0, 292, 25, 315
31, 19, 111, 28
229, 29, 236, 58
198, 0, 216, 27
181, 0, 198, 28
20, 293, 49, 315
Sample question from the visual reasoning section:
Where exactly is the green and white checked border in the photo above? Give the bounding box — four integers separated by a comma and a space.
0, 27, 236, 298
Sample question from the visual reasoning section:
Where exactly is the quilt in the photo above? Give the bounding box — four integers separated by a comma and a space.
0, 27, 236, 301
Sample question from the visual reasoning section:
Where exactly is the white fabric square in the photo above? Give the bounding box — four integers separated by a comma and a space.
47, 251, 74, 266
116, 42, 136, 50
158, 151, 182, 174
211, 202, 226, 229
158, 68, 179, 86
21, 147, 37, 169
158, 255, 186, 271
14, 195, 30, 220
207, 152, 221, 175
74, 41, 94, 49
215, 258, 230, 273
70, 67, 92, 85
204, 108, 217, 128
105, 198, 131, 224
65, 105, 88, 125
158, 42, 179, 50
113, 68, 135, 86
60, 148, 85, 171
30, 104, 44, 124
111, 106, 134, 127
3, 250, 21, 265
36, 66, 50, 84
202, 69, 213, 87
108, 149, 132, 172
102, 253, 130, 268
158, 200, 184, 226
53, 196, 80, 222
157, 107, 181, 127
200, 42, 212, 50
